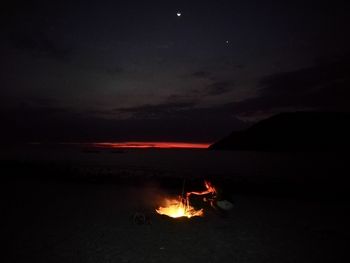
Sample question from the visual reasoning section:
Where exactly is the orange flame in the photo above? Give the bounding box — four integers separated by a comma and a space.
156, 197, 203, 218
156, 180, 217, 219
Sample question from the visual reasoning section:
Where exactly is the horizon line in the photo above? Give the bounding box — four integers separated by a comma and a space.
91, 141, 211, 149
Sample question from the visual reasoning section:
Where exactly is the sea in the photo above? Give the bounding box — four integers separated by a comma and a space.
1, 143, 348, 183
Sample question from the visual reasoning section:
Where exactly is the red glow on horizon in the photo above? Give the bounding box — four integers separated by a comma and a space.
92, 142, 210, 149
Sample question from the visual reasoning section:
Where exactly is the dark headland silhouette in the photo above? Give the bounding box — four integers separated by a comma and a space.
210, 112, 350, 151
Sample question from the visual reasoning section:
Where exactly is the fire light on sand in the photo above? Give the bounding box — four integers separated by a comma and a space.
156, 197, 203, 218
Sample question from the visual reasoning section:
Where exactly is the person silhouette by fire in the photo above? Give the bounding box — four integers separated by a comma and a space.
186, 180, 233, 213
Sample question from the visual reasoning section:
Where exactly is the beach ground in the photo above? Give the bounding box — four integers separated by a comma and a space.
2, 177, 349, 263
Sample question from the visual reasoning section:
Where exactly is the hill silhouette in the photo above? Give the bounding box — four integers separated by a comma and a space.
209, 112, 350, 151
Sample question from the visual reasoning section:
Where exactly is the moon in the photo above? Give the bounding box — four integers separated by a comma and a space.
177, 12, 181, 17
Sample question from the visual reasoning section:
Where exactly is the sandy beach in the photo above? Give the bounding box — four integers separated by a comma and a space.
2, 166, 349, 263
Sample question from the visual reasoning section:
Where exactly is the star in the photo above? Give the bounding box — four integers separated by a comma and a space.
177, 12, 182, 17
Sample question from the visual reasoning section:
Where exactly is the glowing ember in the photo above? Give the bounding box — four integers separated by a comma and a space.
156, 197, 203, 218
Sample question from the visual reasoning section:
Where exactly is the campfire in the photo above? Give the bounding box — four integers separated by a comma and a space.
155, 180, 217, 218
156, 197, 203, 218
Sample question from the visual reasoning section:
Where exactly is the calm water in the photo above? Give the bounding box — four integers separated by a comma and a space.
1, 144, 348, 180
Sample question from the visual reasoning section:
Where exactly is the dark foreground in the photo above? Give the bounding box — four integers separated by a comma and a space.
1, 166, 349, 263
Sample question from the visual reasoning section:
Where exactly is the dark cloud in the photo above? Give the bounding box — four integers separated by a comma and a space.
166, 94, 197, 103
191, 71, 213, 79
188, 81, 234, 98
258, 58, 348, 96
205, 81, 234, 96
26, 98, 59, 107
0, 104, 247, 143
8, 30, 72, 60
7, 29, 125, 76
189, 65, 243, 81
114, 102, 196, 119
103, 66, 124, 76
226, 56, 350, 118
79, 61, 124, 76
168, 79, 235, 105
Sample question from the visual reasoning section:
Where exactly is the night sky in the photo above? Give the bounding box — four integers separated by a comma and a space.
1, 0, 350, 143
